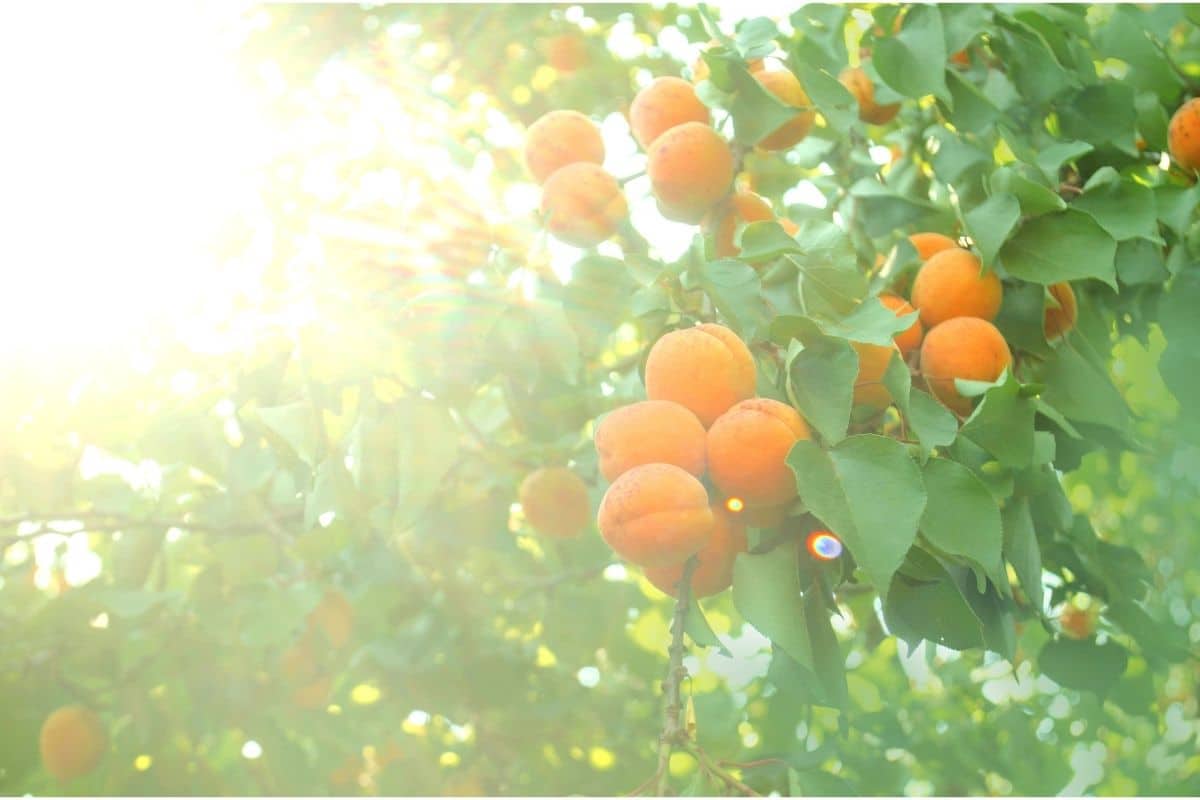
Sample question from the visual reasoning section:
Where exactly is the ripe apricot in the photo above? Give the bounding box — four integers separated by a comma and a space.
910, 247, 1003, 327
647, 122, 735, 223
707, 398, 810, 507
706, 191, 774, 258
919, 317, 1013, 415
40, 705, 107, 781
594, 400, 707, 482
879, 293, 923, 356
519, 466, 591, 538
524, 110, 605, 184
1043, 281, 1078, 342
596, 463, 714, 568
753, 68, 816, 151
629, 76, 710, 150
644, 505, 747, 597
307, 589, 353, 650
545, 33, 587, 73
852, 341, 897, 411
540, 162, 627, 248
908, 232, 958, 261
1168, 97, 1200, 170
838, 66, 899, 125
644, 323, 756, 427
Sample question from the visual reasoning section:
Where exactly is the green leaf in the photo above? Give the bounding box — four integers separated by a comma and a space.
1002, 497, 1044, 613
884, 553, 984, 651
874, 4, 949, 104
990, 166, 1065, 216
1073, 171, 1159, 242
692, 259, 769, 338
927, 126, 991, 185
1057, 83, 1139, 150
803, 586, 848, 709
1115, 237, 1170, 285
394, 399, 461, 529
998, 210, 1117, 288
964, 192, 1020, 268
919, 459, 1004, 590
960, 371, 1036, 468
1159, 271, 1200, 442
1034, 332, 1132, 433
786, 334, 856, 444
257, 403, 320, 466
788, 435, 926, 596
883, 356, 959, 454
850, 180, 955, 238
733, 546, 813, 670
1039, 637, 1128, 697
794, 63, 857, 134
992, 20, 1076, 106
701, 54, 804, 147
738, 220, 801, 263
1033, 141, 1094, 184
816, 297, 916, 346
943, 69, 1001, 134
684, 598, 727, 652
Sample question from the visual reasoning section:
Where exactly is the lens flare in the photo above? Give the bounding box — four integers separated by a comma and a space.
806, 530, 843, 561
725, 497, 745, 513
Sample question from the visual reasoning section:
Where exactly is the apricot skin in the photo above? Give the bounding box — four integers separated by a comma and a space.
838, 66, 899, 125
519, 466, 591, 538
540, 162, 627, 248
707, 191, 774, 258
1043, 282, 1078, 342
647, 122, 735, 224
879, 293, 924, 356
910, 247, 1003, 327
853, 342, 897, 411
908, 232, 958, 262
644, 506, 747, 598
524, 110, 605, 184
596, 463, 714, 568
754, 69, 817, 151
707, 398, 811, 507
629, 76, 710, 151
594, 400, 707, 483
644, 323, 757, 428
545, 34, 587, 73
40, 706, 107, 782
1168, 97, 1200, 171
919, 317, 1013, 415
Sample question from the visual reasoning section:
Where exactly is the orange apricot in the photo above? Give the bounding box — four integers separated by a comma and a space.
780, 218, 799, 236
838, 66, 899, 125
879, 293, 924, 356
644, 505, 747, 597
707, 398, 810, 507
629, 76, 710, 150
910, 247, 1003, 327
596, 463, 714, 568
594, 400, 707, 483
524, 110, 605, 184
40, 705, 107, 782
519, 466, 591, 538
706, 191, 775, 258
307, 589, 353, 650
644, 323, 757, 427
852, 341, 898, 412
908, 231, 958, 261
1043, 281, 1078, 343
1168, 97, 1200, 170
754, 68, 816, 151
647, 122, 735, 223
919, 317, 1013, 415
540, 162, 627, 248
545, 33, 587, 73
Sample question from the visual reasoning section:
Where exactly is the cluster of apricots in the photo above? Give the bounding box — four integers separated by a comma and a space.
280, 589, 356, 710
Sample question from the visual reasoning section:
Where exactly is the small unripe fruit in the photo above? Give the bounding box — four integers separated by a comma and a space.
707, 398, 811, 507
908, 232, 958, 262
647, 122, 735, 224
838, 66, 899, 125
40, 706, 107, 781
524, 110, 605, 184
597, 463, 714, 568
706, 191, 775, 258
753, 68, 816, 151
645, 323, 756, 427
1059, 604, 1097, 640
911, 247, 1003, 327
629, 76, 710, 150
879, 293, 924, 356
1168, 97, 1200, 171
644, 505, 747, 597
1043, 281, 1078, 343
519, 466, 591, 538
540, 162, 627, 248
920, 317, 1013, 415
594, 400, 707, 482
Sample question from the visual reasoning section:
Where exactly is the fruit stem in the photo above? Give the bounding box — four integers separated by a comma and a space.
652, 555, 698, 795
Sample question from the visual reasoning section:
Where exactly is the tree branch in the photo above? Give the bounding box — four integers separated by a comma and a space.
653, 556, 698, 796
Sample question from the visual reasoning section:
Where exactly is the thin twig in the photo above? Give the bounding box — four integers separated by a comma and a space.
688, 742, 761, 796
653, 556, 697, 796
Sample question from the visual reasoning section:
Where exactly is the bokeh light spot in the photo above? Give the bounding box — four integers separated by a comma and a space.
806, 530, 843, 561
725, 497, 745, 513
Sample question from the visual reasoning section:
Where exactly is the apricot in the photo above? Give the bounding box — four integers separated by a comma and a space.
519, 466, 591, 538
879, 293, 924, 356
629, 76, 710, 151
647, 122, 735, 223
852, 341, 898, 411
540, 162, 627, 248
644, 323, 757, 427
1168, 97, 1200, 170
919, 317, 1013, 415
1059, 604, 1097, 640
707, 398, 810, 507
910, 247, 1003, 327
644, 505, 747, 597
524, 110, 605, 184
307, 589, 353, 650
753, 68, 816, 151
908, 231, 958, 261
40, 705, 107, 781
545, 33, 587, 73
780, 218, 799, 236
594, 400, 707, 483
596, 462, 714, 568
1043, 281, 1078, 343
706, 191, 775, 258
838, 66, 899, 125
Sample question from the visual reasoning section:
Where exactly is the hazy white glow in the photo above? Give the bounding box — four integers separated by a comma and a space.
784, 181, 829, 209
241, 740, 263, 759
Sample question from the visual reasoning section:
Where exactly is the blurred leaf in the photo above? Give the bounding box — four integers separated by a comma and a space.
999, 211, 1117, 287
1039, 637, 1128, 696
874, 5, 949, 104
734, 546, 813, 670
919, 458, 1004, 591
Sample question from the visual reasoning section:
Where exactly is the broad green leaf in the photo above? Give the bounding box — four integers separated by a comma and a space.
964, 192, 1020, 267
919, 458, 1004, 590
1073, 170, 1158, 242
943, 69, 1001, 134
998, 210, 1117, 287
794, 63, 857, 134
1039, 638, 1128, 696
733, 546, 813, 669
884, 560, 984, 650
692, 258, 769, 338
874, 5, 949, 104
700, 53, 805, 146
816, 297, 915, 345
883, 356, 959, 454
990, 166, 1065, 216
850, 179, 955, 238
961, 371, 1036, 468
395, 399, 461, 529
803, 586, 848, 709
684, 598, 726, 652
1115, 237, 1170, 285
738, 220, 801, 263
1034, 331, 1132, 432
1058, 82, 1139, 150
257, 403, 320, 466
1033, 141, 1094, 184
1002, 497, 1044, 613
786, 334, 856, 444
